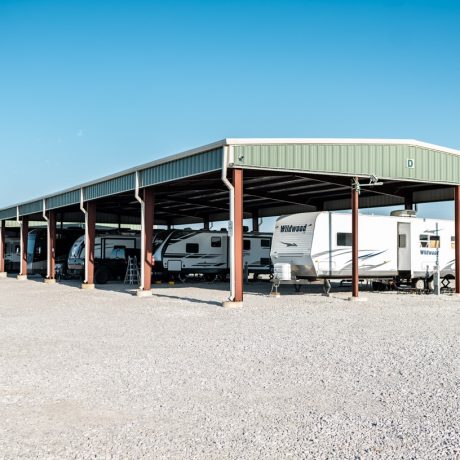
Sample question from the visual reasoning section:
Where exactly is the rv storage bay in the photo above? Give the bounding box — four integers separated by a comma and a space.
0, 279, 458, 459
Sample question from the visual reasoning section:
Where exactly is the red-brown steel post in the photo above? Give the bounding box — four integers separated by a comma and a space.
143, 188, 154, 291
455, 186, 460, 294
20, 217, 29, 276
86, 202, 96, 285
404, 195, 413, 211
252, 210, 259, 232
352, 178, 359, 298
0, 221, 5, 274
48, 211, 56, 279
233, 168, 244, 302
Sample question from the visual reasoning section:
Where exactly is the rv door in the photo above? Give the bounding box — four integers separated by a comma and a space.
397, 222, 411, 272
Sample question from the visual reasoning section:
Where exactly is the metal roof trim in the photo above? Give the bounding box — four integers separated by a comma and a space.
0, 140, 227, 212
225, 138, 460, 156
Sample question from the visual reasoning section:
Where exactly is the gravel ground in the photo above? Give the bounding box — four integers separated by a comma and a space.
0, 277, 459, 459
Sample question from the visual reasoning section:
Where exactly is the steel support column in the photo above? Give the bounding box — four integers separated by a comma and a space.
48, 211, 56, 279
252, 210, 259, 232
455, 186, 460, 294
0, 221, 5, 275
85, 202, 96, 286
143, 188, 154, 291
20, 217, 29, 277
203, 216, 210, 230
404, 195, 413, 210
352, 179, 359, 298
233, 169, 244, 302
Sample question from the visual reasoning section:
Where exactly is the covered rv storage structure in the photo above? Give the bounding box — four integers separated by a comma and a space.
1, 138, 460, 304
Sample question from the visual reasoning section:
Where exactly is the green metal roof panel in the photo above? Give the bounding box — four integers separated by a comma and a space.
46, 190, 81, 210
140, 147, 222, 187
231, 142, 460, 184
0, 207, 17, 220
84, 173, 136, 201
2, 139, 460, 221
18, 200, 43, 217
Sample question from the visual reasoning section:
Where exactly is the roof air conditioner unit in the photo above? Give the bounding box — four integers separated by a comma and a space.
390, 210, 417, 218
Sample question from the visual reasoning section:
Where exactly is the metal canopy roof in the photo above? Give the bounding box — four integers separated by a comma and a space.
1, 138, 459, 224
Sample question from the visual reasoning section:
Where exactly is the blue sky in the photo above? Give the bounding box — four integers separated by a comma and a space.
1, 0, 459, 221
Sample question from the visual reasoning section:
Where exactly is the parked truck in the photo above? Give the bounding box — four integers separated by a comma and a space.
66, 231, 141, 284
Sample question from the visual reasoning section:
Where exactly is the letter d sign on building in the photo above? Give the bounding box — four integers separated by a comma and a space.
406, 159, 415, 169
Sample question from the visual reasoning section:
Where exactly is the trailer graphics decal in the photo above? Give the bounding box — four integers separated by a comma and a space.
420, 249, 438, 256
280, 224, 310, 233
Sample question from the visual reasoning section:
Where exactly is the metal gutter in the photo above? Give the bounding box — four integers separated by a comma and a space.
221, 146, 235, 301
134, 171, 145, 290
80, 189, 89, 284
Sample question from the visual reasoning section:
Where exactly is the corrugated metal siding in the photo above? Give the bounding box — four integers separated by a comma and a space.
46, 190, 81, 210
140, 148, 222, 187
232, 143, 460, 184
84, 173, 136, 201
18, 200, 43, 216
0, 207, 17, 220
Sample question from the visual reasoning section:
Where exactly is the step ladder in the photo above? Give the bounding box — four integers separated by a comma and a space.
124, 256, 140, 286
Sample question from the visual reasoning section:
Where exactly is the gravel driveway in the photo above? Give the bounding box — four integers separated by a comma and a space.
0, 277, 459, 459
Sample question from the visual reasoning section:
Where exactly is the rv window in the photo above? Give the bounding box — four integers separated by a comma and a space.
211, 237, 221, 248
244, 240, 251, 250
398, 234, 407, 248
337, 233, 352, 246
451, 236, 455, 249
420, 234, 440, 248
430, 235, 440, 248
261, 239, 271, 248
186, 243, 199, 254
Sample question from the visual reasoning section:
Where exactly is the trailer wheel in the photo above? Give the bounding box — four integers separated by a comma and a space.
413, 278, 425, 290
95, 267, 110, 285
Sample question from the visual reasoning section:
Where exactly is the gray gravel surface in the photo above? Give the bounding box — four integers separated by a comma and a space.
0, 277, 459, 459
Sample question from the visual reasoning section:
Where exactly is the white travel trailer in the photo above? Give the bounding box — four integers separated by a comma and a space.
271, 211, 455, 286
153, 229, 272, 279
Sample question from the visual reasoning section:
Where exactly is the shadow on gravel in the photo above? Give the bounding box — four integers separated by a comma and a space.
13, 275, 375, 299
153, 293, 222, 307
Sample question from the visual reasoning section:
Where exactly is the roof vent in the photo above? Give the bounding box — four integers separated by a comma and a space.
390, 210, 416, 218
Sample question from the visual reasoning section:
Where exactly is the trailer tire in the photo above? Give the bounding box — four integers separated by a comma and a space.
413, 278, 425, 290
372, 281, 387, 291
95, 267, 110, 285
